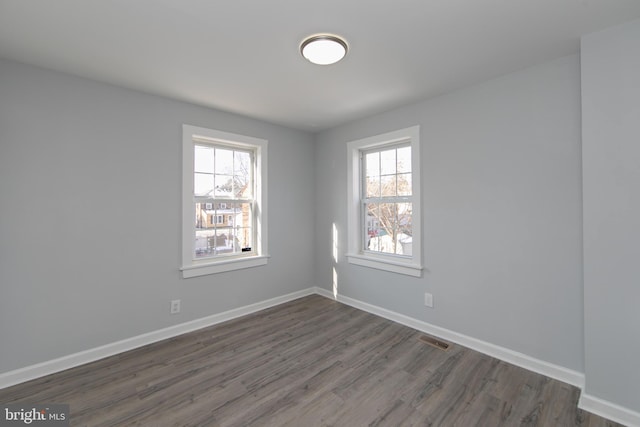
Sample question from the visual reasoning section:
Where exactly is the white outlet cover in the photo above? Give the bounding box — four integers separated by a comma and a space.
424, 293, 433, 308
171, 300, 181, 314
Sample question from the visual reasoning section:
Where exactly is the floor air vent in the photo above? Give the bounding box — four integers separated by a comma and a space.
418, 335, 450, 351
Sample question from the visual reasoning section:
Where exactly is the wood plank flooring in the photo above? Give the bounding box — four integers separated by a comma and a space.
0, 295, 624, 426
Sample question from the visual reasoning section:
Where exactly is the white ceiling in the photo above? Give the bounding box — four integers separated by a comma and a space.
1, 1, 640, 132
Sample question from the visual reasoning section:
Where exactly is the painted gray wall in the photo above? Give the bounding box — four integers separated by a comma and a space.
0, 59, 316, 373
314, 55, 584, 371
581, 19, 640, 411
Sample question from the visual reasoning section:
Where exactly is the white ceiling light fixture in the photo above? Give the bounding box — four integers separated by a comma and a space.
300, 34, 348, 65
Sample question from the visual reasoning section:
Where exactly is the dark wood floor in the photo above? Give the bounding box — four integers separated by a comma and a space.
0, 295, 623, 426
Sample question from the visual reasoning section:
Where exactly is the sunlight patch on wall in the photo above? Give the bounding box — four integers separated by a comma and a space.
332, 223, 338, 263
332, 223, 339, 298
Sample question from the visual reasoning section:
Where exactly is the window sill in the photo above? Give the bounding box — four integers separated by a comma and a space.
181, 255, 269, 278
346, 253, 423, 277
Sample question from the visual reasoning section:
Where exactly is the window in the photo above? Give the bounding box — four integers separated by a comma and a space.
182, 125, 268, 278
347, 126, 422, 277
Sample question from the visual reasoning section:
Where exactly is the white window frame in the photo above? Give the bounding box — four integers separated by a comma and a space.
347, 126, 422, 277
181, 125, 268, 278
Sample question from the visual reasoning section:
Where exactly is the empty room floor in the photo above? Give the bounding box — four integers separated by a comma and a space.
0, 295, 622, 426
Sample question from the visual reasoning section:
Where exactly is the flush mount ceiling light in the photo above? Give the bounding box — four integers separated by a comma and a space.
300, 34, 348, 65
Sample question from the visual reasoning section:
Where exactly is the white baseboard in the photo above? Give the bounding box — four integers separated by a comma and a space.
0, 288, 316, 390
313, 287, 585, 388
3, 285, 637, 427
579, 393, 640, 427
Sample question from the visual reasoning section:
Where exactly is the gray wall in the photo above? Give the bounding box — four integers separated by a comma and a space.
0, 59, 316, 373
582, 19, 640, 411
315, 54, 584, 371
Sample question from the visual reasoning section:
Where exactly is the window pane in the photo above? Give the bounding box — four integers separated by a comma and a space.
397, 173, 412, 196
231, 202, 252, 227
215, 148, 234, 175
195, 228, 214, 258
380, 149, 396, 175
234, 151, 252, 198
214, 229, 233, 254
366, 202, 397, 254
194, 145, 214, 173
365, 152, 379, 177
397, 146, 411, 173
233, 227, 252, 252
234, 175, 251, 198
381, 201, 398, 248
397, 202, 412, 255
365, 202, 399, 255
195, 202, 205, 229
365, 203, 382, 249
381, 175, 396, 197
366, 175, 380, 198
197, 202, 214, 229
194, 173, 214, 196
214, 174, 233, 197
232, 202, 252, 251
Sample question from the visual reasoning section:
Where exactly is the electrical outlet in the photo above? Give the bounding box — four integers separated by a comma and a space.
170, 299, 181, 314
424, 293, 433, 308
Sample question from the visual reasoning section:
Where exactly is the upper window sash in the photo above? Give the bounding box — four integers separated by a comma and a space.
193, 142, 254, 201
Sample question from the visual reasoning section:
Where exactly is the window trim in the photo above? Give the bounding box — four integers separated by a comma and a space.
346, 126, 422, 277
181, 125, 268, 278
